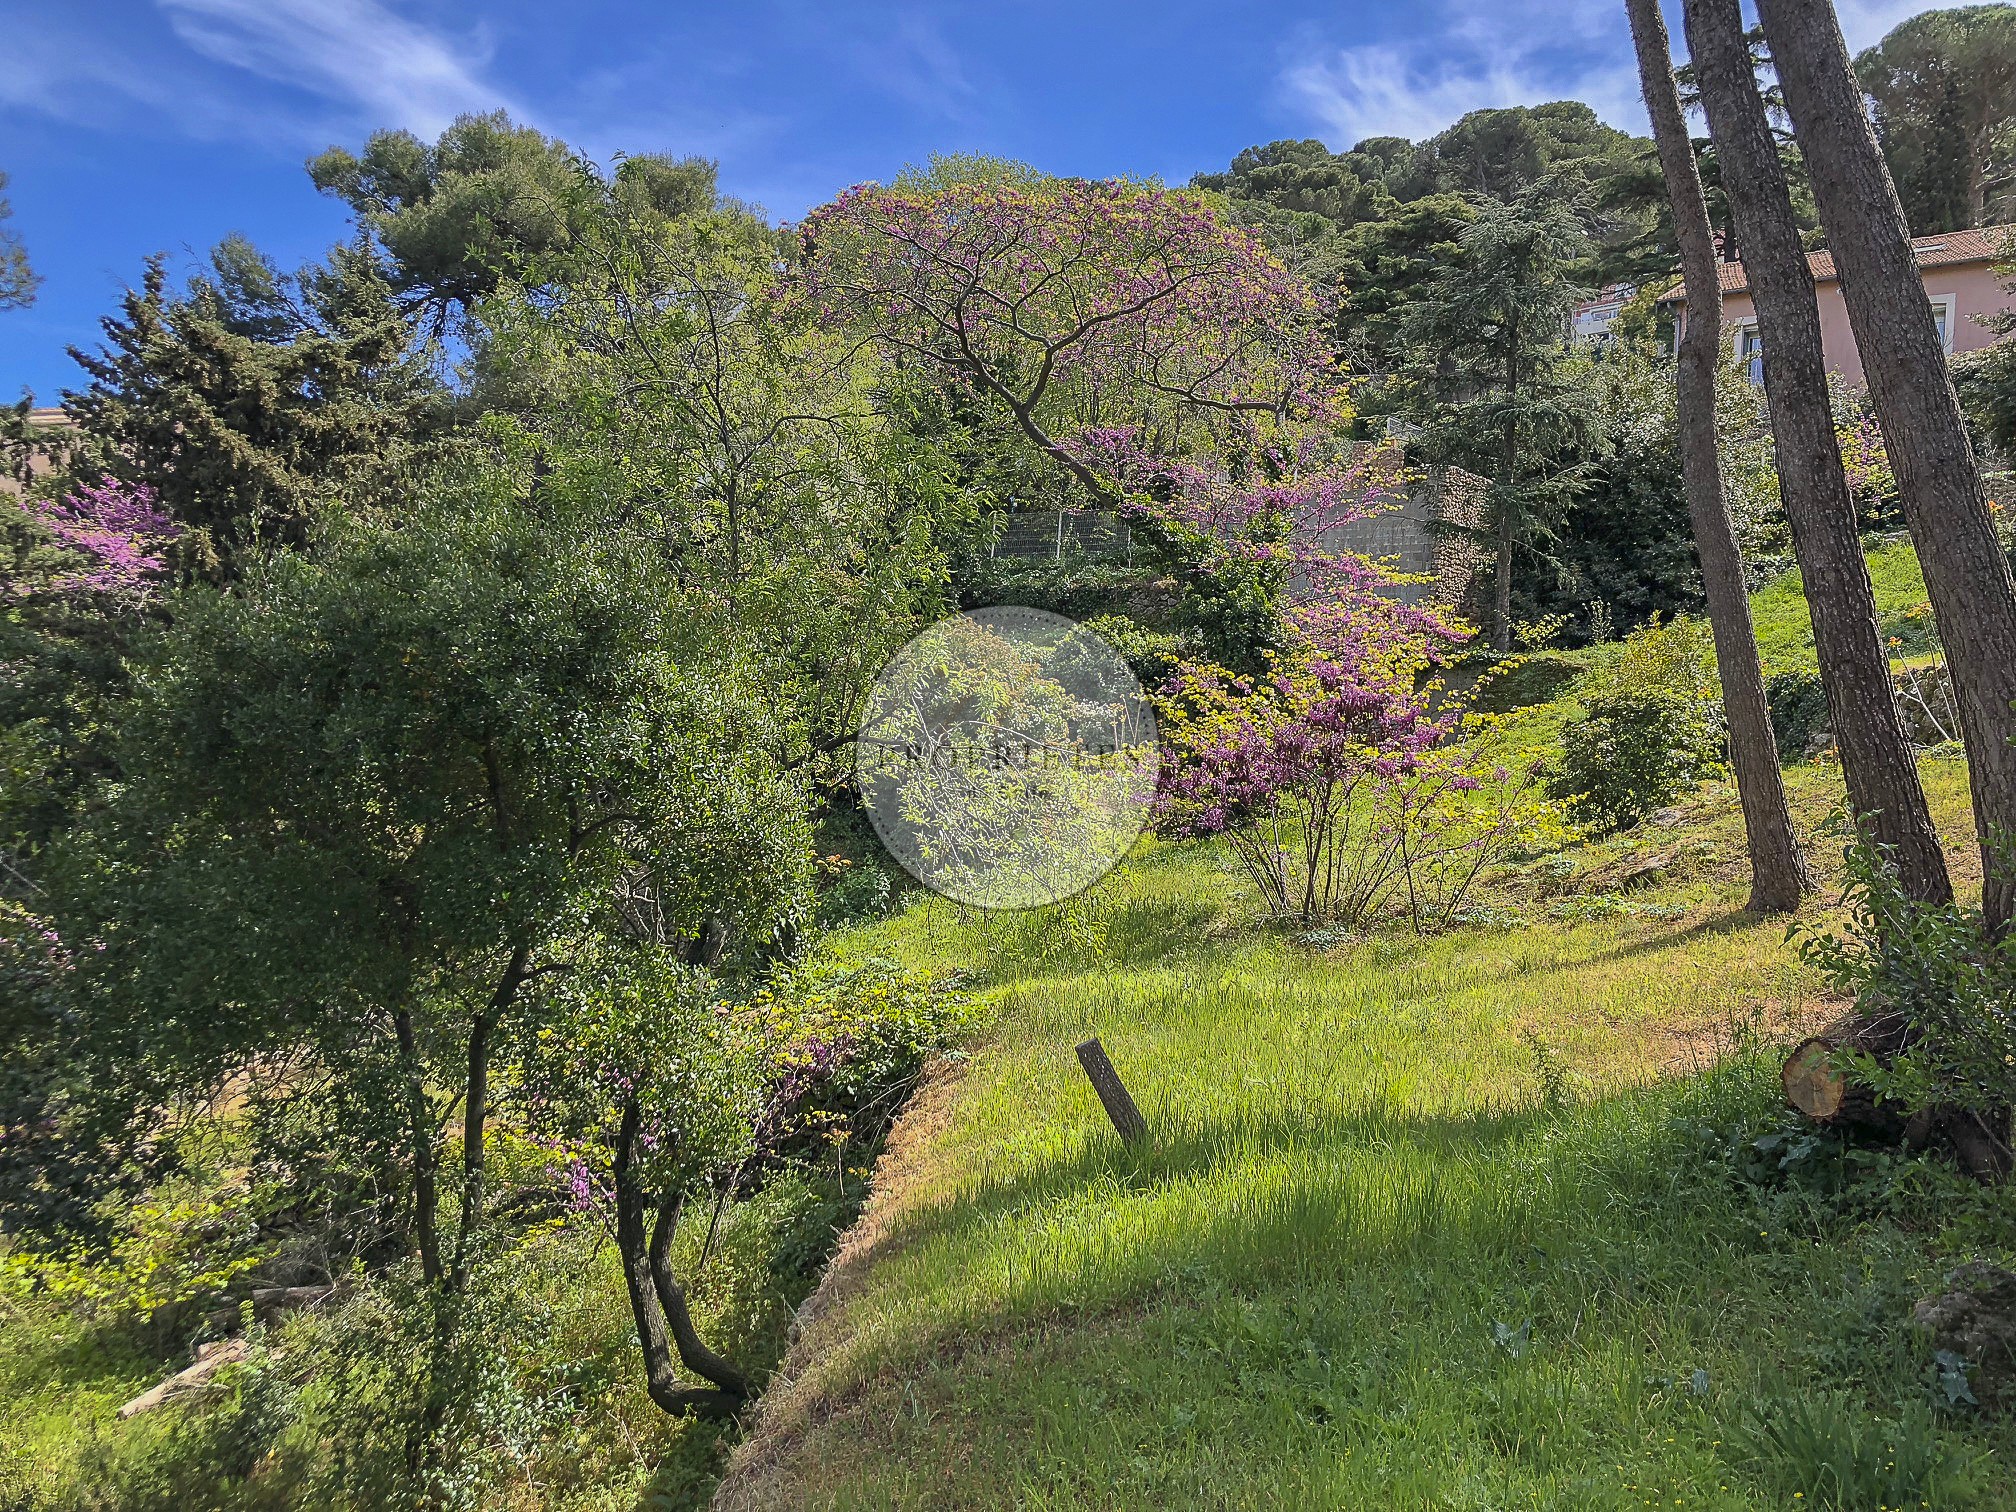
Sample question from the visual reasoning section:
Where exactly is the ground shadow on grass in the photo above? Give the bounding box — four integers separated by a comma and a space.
1309, 903, 1771, 1002
953, 894, 1233, 985
894, 1059, 2016, 1370
873, 1092, 1628, 1275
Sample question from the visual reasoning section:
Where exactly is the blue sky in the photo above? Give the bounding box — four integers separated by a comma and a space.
0, 0, 1935, 401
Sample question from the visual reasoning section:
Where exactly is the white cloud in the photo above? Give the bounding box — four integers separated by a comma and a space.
845, 10, 981, 122
1283, 0, 1956, 151
1283, 0, 1646, 148
1284, 45, 1619, 146
156, 0, 521, 138
0, 17, 297, 140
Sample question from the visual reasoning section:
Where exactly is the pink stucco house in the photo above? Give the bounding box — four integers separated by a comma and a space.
1659, 226, 2014, 386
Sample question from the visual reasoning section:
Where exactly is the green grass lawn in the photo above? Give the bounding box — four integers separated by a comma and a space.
1751, 542, 1937, 674
718, 758, 2015, 1511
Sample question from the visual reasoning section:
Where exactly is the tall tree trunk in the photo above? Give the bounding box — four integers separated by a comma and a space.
1683, 0, 1953, 908
1626, 0, 1814, 913
1494, 325, 1520, 653
610, 1101, 747, 1420
448, 943, 530, 1287
648, 1189, 750, 1400
1757, 0, 2016, 935
1492, 491, 1515, 652
393, 1006, 443, 1286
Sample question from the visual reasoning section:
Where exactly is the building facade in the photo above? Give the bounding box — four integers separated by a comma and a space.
1659, 227, 2013, 386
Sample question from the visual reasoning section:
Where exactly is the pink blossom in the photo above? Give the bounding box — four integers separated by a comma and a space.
23, 479, 180, 599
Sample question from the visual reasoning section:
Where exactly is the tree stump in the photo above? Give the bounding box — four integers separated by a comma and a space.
1781, 1014, 2012, 1179
1076, 1038, 1148, 1143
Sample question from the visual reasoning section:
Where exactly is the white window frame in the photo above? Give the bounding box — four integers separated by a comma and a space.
1928, 292, 1957, 353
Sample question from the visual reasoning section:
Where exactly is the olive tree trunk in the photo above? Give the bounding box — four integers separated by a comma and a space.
1756, 0, 2016, 935
1683, 0, 1953, 908
611, 1100, 749, 1420
1625, 0, 1814, 914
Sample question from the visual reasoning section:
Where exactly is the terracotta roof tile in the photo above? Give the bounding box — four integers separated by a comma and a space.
1658, 225, 2013, 303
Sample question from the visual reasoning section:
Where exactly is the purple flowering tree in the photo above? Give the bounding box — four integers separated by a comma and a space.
22, 479, 180, 599
1153, 637, 1453, 922
794, 178, 1458, 656
799, 175, 1527, 927
1154, 623, 1563, 928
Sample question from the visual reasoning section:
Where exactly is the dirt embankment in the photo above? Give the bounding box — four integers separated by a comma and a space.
710, 1054, 967, 1511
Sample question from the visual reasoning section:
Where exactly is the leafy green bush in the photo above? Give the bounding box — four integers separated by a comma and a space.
1551, 615, 1723, 831
1078, 614, 1199, 692
809, 856, 893, 932
1550, 688, 1724, 832
746, 958, 975, 1160
1578, 611, 1718, 705
1797, 833, 2016, 1130
1766, 668, 1829, 763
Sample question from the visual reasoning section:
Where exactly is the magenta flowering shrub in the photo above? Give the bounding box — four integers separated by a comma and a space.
1154, 629, 1563, 928
22, 479, 180, 598
1154, 637, 1449, 922
800, 174, 1532, 927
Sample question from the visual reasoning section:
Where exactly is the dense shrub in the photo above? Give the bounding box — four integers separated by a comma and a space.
956, 554, 1171, 624
1766, 668, 1829, 763
1798, 834, 2016, 1130
809, 855, 894, 932
744, 957, 975, 1163
1078, 613, 1201, 692
1551, 614, 1724, 831
1551, 688, 1725, 832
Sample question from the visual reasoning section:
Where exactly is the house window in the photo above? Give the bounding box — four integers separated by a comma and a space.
1929, 293, 1956, 353
1733, 319, 1764, 384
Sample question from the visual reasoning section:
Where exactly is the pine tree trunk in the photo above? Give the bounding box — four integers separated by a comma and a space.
1492, 497, 1515, 653
1626, 0, 1814, 914
1683, 0, 1953, 908
1756, 0, 2016, 935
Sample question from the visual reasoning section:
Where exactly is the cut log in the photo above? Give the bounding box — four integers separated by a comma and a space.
1781, 1014, 2012, 1179
1783, 1036, 1850, 1120
1782, 1035, 1904, 1134
1076, 1038, 1148, 1143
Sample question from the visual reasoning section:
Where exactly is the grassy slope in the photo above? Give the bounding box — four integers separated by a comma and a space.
1751, 542, 1934, 674
718, 753, 2016, 1510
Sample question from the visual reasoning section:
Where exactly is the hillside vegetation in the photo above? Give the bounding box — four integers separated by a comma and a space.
717, 752, 2016, 1510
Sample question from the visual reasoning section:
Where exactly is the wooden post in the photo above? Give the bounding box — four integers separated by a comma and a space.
1076, 1037, 1148, 1143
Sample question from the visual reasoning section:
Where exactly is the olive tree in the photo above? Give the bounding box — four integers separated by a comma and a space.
51, 451, 811, 1451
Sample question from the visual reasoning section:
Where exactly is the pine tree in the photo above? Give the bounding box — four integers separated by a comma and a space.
1397, 189, 1591, 651
1761, 0, 2016, 935
1684, 0, 1952, 905
1625, 0, 1812, 912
